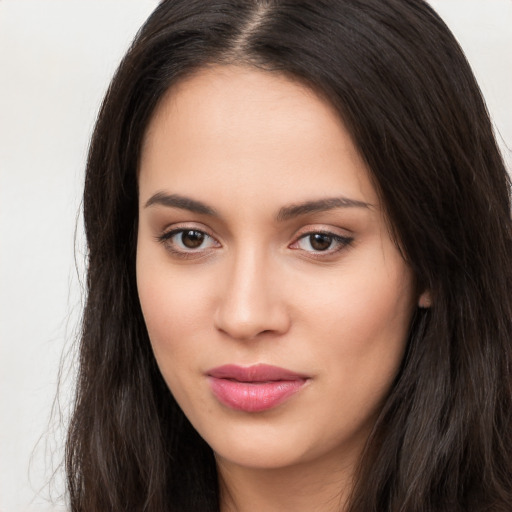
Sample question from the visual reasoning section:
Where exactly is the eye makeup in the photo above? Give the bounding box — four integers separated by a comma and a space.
155, 223, 354, 261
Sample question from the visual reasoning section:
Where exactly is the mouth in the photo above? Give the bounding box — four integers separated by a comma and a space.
207, 364, 309, 412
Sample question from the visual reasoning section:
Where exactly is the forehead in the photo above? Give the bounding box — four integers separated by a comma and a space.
139, 65, 378, 211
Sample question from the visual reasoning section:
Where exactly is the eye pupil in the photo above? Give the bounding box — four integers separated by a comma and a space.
181, 230, 205, 249
310, 233, 332, 251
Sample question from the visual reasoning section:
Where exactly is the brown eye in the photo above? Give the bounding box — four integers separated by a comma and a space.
158, 228, 219, 255
291, 231, 353, 255
181, 230, 206, 249
309, 233, 333, 251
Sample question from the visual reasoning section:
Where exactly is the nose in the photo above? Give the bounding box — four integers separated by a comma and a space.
213, 248, 291, 341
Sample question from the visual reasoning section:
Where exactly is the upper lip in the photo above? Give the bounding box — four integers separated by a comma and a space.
207, 364, 309, 382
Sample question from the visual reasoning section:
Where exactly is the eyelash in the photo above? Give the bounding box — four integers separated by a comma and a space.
289, 231, 354, 256
156, 227, 354, 259
156, 228, 220, 259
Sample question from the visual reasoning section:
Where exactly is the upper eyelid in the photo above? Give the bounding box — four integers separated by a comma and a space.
160, 227, 220, 245
157, 228, 220, 259
291, 224, 354, 240
160, 223, 218, 239
289, 226, 354, 251
290, 232, 353, 246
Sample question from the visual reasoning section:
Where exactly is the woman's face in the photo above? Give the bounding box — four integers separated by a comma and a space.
137, 65, 420, 472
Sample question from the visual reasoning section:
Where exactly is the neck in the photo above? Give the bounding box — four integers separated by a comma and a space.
216, 451, 357, 512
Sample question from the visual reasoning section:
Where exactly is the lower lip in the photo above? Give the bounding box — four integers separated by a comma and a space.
208, 377, 307, 412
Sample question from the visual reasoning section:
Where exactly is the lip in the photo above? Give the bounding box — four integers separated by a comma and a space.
207, 364, 309, 412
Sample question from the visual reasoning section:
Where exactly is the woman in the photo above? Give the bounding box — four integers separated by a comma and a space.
67, 0, 512, 510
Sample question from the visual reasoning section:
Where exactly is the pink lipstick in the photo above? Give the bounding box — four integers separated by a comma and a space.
207, 364, 308, 412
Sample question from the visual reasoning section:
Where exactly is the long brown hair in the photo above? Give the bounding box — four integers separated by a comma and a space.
67, 1, 512, 510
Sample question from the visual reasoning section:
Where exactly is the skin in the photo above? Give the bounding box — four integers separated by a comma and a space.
137, 65, 426, 511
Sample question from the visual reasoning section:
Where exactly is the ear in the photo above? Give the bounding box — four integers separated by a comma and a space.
418, 290, 432, 309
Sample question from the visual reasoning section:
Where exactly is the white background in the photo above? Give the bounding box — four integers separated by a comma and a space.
0, 1, 510, 511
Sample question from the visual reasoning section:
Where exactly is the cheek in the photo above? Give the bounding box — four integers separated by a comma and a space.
136, 243, 212, 375
298, 250, 415, 387
302, 267, 413, 439
301, 256, 413, 336
136, 262, 213, 416
137, 234, 213, 327
138, 274, 205, 340
340, 271, 413, 344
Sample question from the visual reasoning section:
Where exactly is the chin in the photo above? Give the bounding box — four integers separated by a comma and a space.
213, 441, 309, 470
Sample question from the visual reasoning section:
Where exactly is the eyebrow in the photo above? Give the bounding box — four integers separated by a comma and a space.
144, 192, 218, 216
276, 196, 371, 221
144, 192, 371, 220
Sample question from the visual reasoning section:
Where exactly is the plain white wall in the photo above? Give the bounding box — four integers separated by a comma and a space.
0, 1, 510, 511
0, 2, 158, 510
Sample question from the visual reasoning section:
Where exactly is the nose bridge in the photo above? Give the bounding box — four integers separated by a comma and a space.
214, 243, 289, 340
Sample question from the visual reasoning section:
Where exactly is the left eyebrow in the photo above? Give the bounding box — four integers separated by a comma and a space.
276, 197, 372, 222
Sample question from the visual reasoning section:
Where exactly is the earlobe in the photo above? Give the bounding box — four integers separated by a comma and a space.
418, 290, 432, 309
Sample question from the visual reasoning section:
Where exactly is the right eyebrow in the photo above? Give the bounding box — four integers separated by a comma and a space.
144, 192, 218, 216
